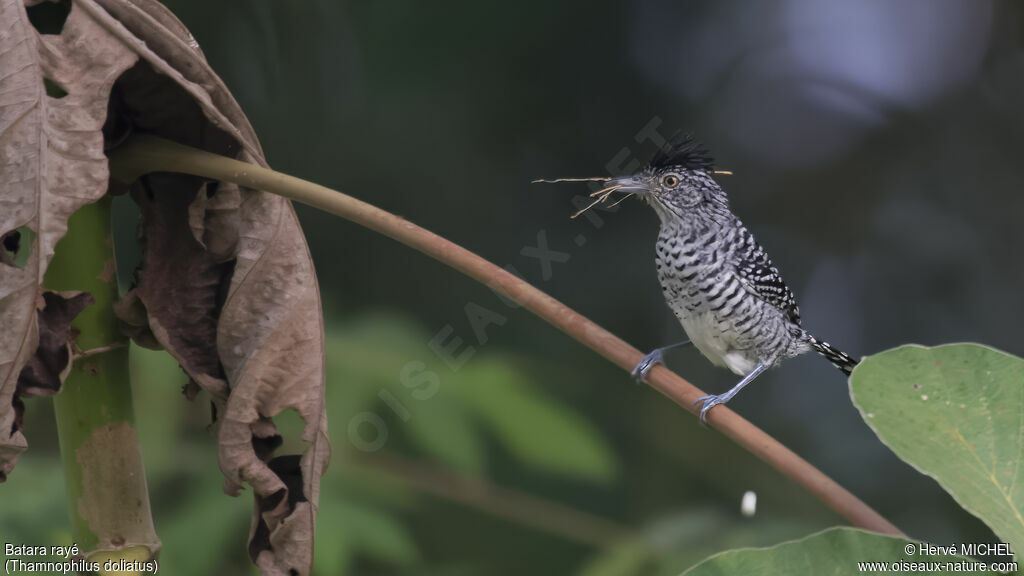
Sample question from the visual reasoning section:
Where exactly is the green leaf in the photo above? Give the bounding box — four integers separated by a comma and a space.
326, 315, 617, 480
314, 495, 420, 571
452, 357, 616, 482
325, 319, 486, 472
681, 527, 989, 575
404, 399, 485, 473
850, 344, 1024, 556
156, 469, 251, 575
578, 540, 650, 576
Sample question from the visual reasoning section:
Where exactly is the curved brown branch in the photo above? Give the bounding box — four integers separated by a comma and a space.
109, 134, 904, 538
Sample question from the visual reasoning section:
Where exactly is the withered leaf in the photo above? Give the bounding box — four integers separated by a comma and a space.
101, 1, 330, 575
1, 0, 138, 480
1, 1, 329, 574
17, 290, 94, 397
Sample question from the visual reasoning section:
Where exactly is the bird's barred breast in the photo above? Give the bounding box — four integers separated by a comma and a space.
654, 231, 794, 375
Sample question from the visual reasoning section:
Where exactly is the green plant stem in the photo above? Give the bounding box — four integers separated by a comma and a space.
108, 134, 904, 538
44, 196, 159, 559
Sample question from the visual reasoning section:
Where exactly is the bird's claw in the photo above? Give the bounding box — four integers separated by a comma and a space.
631, 349, 665, 384
694, 394, 725, 426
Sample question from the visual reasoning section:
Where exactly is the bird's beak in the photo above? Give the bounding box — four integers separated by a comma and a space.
605, 175, 651, 194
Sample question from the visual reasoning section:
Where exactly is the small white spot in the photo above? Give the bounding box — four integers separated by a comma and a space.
866, 413, 874, 418
959, 404, 966, 409
921, 394, 928, 401
741, 490, 757, 517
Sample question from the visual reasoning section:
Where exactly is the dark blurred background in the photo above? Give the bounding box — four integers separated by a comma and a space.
5, 0, 1024, 574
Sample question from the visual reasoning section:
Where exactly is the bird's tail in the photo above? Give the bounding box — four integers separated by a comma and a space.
808, 335, 859, 375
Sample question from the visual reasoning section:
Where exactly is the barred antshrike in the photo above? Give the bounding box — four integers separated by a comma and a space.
580, 134, 857, 424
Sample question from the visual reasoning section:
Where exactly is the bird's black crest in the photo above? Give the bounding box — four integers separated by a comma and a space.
649, 132, 715, 171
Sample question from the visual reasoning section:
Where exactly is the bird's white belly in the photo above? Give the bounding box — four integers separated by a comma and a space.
677, 310, 757, 376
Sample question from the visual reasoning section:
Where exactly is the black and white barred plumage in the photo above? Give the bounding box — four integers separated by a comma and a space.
653, 216, 856, 376
614, 133, 858, 393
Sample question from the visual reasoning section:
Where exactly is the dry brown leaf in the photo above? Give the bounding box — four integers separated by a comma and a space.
99, 2, 330, 575
0, 0, 139, 480
17, 291, 94, 397
1, 1, 328, 573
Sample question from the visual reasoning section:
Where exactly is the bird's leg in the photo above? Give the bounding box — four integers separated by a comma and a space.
631, 340, 691, 383
694, 363, 767, 426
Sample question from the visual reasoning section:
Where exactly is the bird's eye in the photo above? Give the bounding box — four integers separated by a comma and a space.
661, 174, 680, 188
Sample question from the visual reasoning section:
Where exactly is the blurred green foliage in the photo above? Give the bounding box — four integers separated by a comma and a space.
322, 314, 616, 481
1, 312, 826, 575
0, 316, 618, 575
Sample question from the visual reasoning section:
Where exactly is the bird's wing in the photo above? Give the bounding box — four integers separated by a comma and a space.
731, 227, 802, 325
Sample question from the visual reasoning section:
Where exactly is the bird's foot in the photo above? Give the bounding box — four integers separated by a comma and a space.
694, 394, 728, 426
630, 340, 691, 384
630, 349, 664, 383
692, 363, 767, 427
